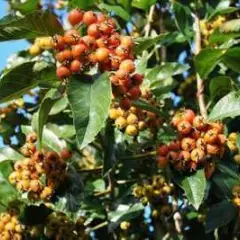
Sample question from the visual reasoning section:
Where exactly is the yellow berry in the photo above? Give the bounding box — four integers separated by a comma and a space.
115, 116, 127, 129
127, 113, 138, 125
29, 44, 41, 56
138, 121, 147, 130
228, 141, 238, 152
8, 172, 18, 185
125, 124, 138, 136
120, 221, 130, 230
109, 108, 121, 120
152, 209, 159, 218
234, 154, 240, 165
5, 221, 15, 231
229, 133, 238, 142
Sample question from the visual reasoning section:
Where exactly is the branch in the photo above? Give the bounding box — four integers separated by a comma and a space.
193, 14, 208, 119
144, 5, 155, 37
119, 151, 156, 161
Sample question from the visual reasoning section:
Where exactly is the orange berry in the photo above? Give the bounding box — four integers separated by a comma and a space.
119, 59, 135, 73
83, 11, 97, 25
68, 9, 83, 25
177, 120, 192, 135
206, 144, 220, 155
95, 47, 110, 62
191, 149, 205, 163
193, 116, 207, 131
181, 138, 196, 151
204, 129, 218, 144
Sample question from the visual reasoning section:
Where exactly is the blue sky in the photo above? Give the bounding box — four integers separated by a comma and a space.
0, 2, 29, 71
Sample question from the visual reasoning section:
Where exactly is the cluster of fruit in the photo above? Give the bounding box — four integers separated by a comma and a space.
29, 37, 54, 56
200, 16, 226, 46
54, 8, 143, 104
0, 211, 24, 240
8, 133, 71, 201
45, 212, 88, 240
109, 89, 161, 136
177, 75, 196, 99
227, 133, 240, 164
78, 148, 98, 170
232, 185, 240, 207
157, 109, 226, 171
133, 175, 174, 205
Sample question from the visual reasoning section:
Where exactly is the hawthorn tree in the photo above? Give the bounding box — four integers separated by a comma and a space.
0, 0, 240, 239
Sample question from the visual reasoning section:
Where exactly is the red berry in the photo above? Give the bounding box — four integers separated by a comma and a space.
56, 66, 71, 79
172, 114, 182, 127
87, 23, 100, 38
62, 49, 73, 61
53, 35, 65, 50
83, 11, 97, 25
68, 9, 83, 25
72, 44, 87, 59
109, 33, 120, 47
168, 140, 181, 151
128, 86, 141, 100
95, 48, 110, 62
60, 148, 72, 160
182, 109, 195, 123
119, 78, 131, 89
119, 97, 132, 110
119, 59, 135, 73
157, 156, 168, 168
97, 13, 106, 23
177, 120, 192, 135
157, 145, 169, 156
70, 60, 82, 73
132, 74, 144, 85
64, 30, 80, 45
88, 52, 98, 64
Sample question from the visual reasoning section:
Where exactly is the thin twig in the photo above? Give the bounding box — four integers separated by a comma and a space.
144, 5, 155, 37
193, 13, 208, 119
87, 221, 108, 232
119, 151, 156, 161
78, 166, 103, 173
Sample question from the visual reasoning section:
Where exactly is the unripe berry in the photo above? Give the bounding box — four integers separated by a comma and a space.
127, 113, 138, 124
29, 44, 41, 56
177, 120, 192, 135
30, 180, 41, 192
120, 221, 130, 230
228, 141, 238, 152
234, 154, 240, 165
115, 116, 127, 129
125, 125, 138, 136
138, 121, 147, 130
196, 138, 206, 150
109, 108, 121, 120
229, 132, 238, 142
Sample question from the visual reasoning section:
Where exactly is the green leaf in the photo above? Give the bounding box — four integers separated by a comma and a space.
108, 203, 144, 222
49, 97, 68, 115
37, 89, 60, 149
21, 125, 66, 153
131, 0, 156, 10
209, 91, 240, 121
0, 11, 63, 41
206, 200, 237, 233
172, 2, 192, 41
222, 47, 240, 73
0, 63, 59, 104
174, 170, 206, 210
209, 29, 240, 45
147, 63, 189, 83
0, 147, 23, 162
98, 3, 131, 21
70, 0, 95, 10
209, 76, 232, 100
134, 32, 185, 55
11, 0, 39, 14
46, 123, 76, 139
67, 73, 111, 149
212, 164, 240, 199
208, 6, 237, 21
0, 161, 18, 208
195, 48, 227, 79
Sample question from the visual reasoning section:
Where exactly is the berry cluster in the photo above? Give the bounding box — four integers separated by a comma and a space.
78, 148, 98, 170
0, 99, 24, 119
29, 37, 54, 56
133, 175, 174, 206
232, 185, 240, 207
227, 133, 240, 165
54, 8, 143, 105
9, 133, 70, 201
157, 109, 226, 172
109, 89, 161, 136
0, 211, 24, 240
200, 16, 226, 46
45, 212, 88, 240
